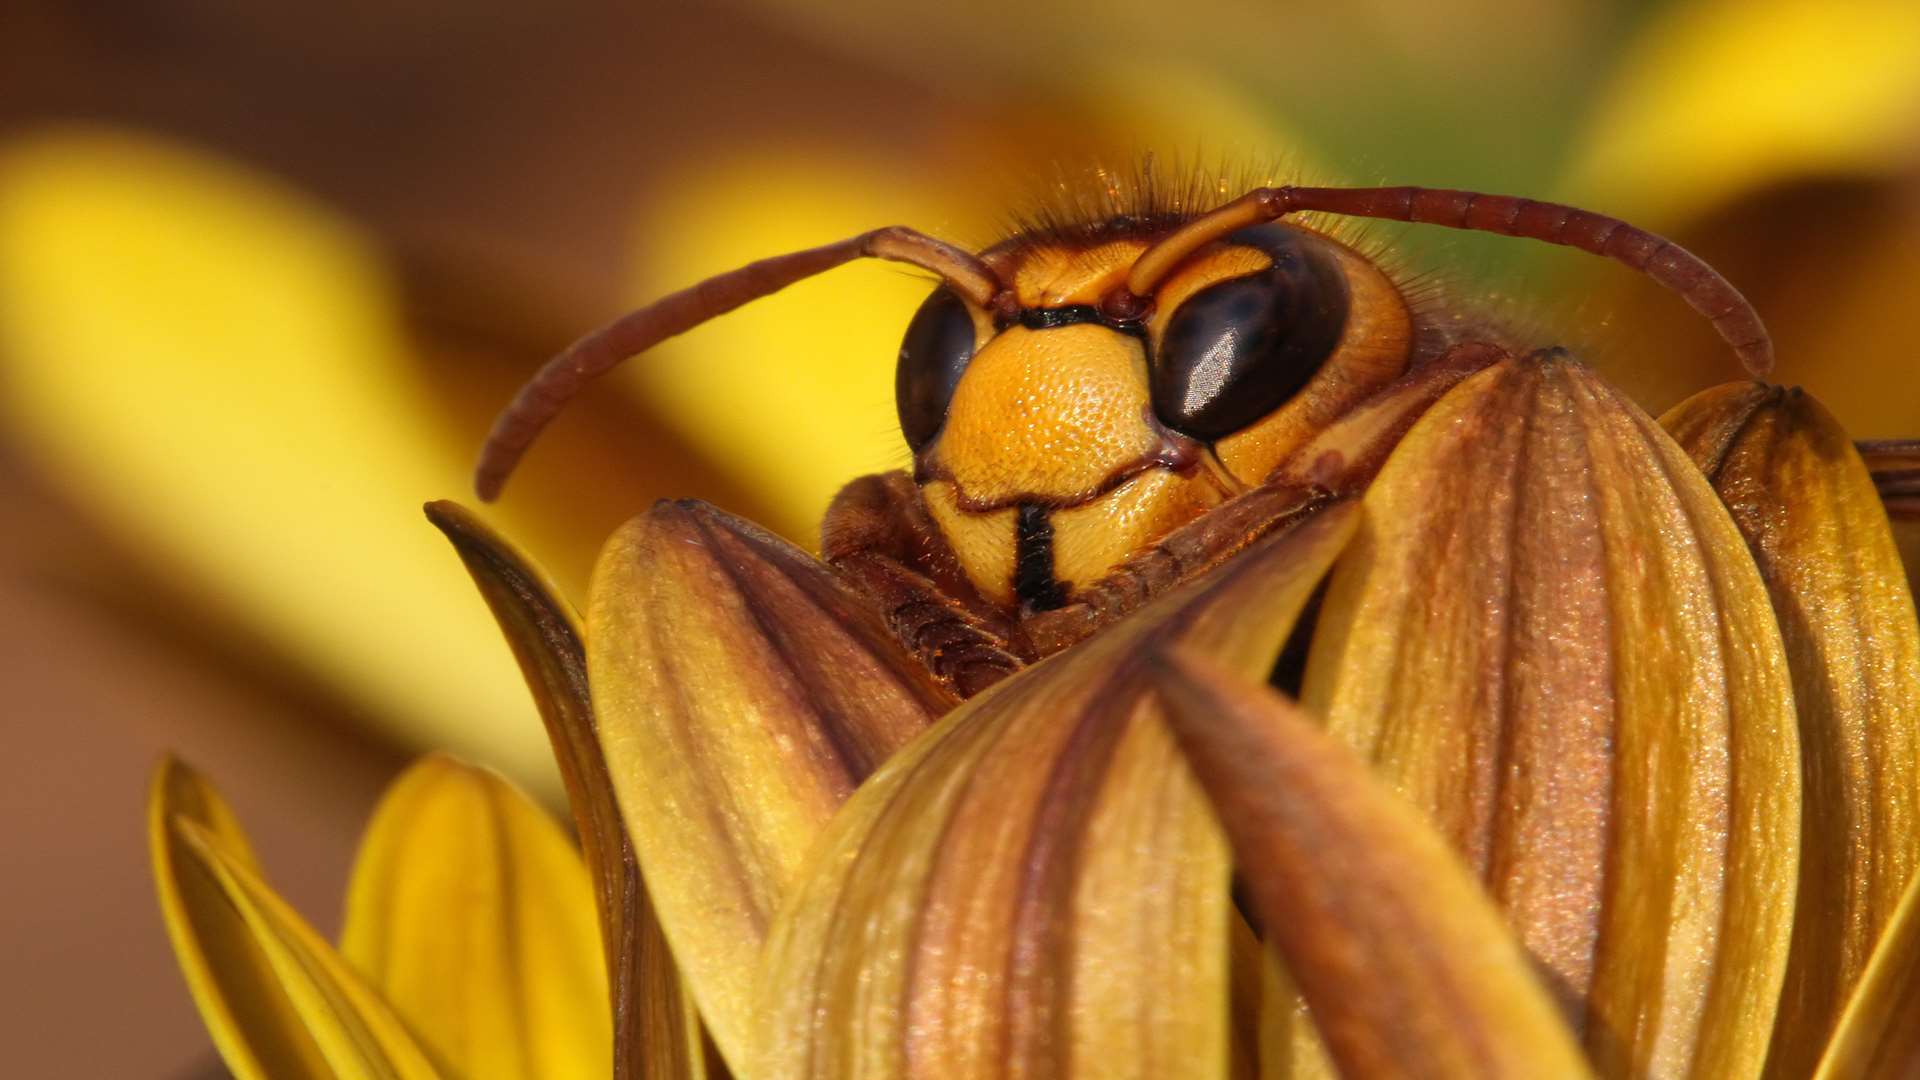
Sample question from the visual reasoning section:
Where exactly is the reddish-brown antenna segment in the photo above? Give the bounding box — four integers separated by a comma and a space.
473, 226, 1007, 501
1124, 185, 1773, 377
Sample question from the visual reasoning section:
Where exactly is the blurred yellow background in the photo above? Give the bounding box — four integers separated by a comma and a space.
1, 0, 1916, 1073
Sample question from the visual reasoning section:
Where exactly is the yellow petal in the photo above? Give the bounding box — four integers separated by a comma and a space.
150, 758, 440, 1080
339, 755, 607, 1079
150, 758, 332, 1079
1664, 384, 1920, 1076
623, 155, 997, 543
756, 503, 1358, 1079
1815, 864, 1920, 1078
426, 501, 708, 1079
1302, 354, 1801, 1078
588, 499, 953, 1068
0, 128, 548, 780
1227, 916, 1268, 1080
1152, 650, 1593, 1080
1563, 0, 1920, 226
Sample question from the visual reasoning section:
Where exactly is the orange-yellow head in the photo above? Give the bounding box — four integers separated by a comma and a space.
897, 220, 1413, 610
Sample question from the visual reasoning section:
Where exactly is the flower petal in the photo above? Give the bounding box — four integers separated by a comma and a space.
0, 129, 564, 779
1227, 916, 1268, 1080
756, 502, 1358, 1079
426, 500, 710, 1079
1664, 384, 1920, 1074
1302, 354, 1801, 1078
588, 500, 954, 1068
1563, 0, 1920, 226
150, 758, 331, 1079
1152, 649, 1592, 1080
149, 758, 441, 1080
1859, 441, 1920, 594
1860, 439, 1920, 519
339, 755, 608, 1079
619, 155, 1000, 542
1815, 864, 1920, 1077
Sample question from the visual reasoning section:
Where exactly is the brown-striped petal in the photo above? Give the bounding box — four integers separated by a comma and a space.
1858, 441, 1920, 596
1814, 862, 1920, 1078
1664, 384, 1920, 1076
339, 756, 607, 1079
588, 500, 954, 1068
755, 503, 1358, 1079
149, 757, 441, 1080
427, 500, 711, 1080
1227, 916, 1272, 1080
1301, 352, 1801, 1079
1859, 439, 1920, 522
1152, 649, 1593, 1080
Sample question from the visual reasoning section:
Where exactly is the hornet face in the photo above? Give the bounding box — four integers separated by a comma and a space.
896, 222, 1414, 611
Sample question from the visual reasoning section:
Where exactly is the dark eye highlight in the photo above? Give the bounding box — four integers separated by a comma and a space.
895, 287, 980, 451
1151, 227, 1350, 441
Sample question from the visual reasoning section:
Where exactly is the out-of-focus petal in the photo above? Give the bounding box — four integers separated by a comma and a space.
339, 755, 608, 1079
621, 155, 997, 543
150, 758, 441, 1080
0, 128, 549, 779
1869, 442, 1920, 592
1815, 866, 1920, 1078
588, 499, 953, 1069
1152, 650, 1592, 1080
1861, 440, 1920, 521
1897, 520, 1920, 599
1664, 383, 1920, 1075
1302, 354, 1800, 1078
426, 501, 712, 1080
756, 504, 1357, 1079
1556, 173, 1920, 443
1562, 0, 1920, 226
735, 0, 1605, 198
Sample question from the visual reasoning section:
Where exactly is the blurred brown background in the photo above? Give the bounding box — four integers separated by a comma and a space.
2, 0, 1916, 1074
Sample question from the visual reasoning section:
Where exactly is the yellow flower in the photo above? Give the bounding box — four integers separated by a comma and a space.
151, 751, 608, 1079
93, 0, 1920, 1068
8, 0, 1919, 797
156, 348, 1920, 1076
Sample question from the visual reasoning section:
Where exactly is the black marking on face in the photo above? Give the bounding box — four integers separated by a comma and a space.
1019, 305, 1103, 330
1010, 304, 1149, 336
1014, 503, 1067, 611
